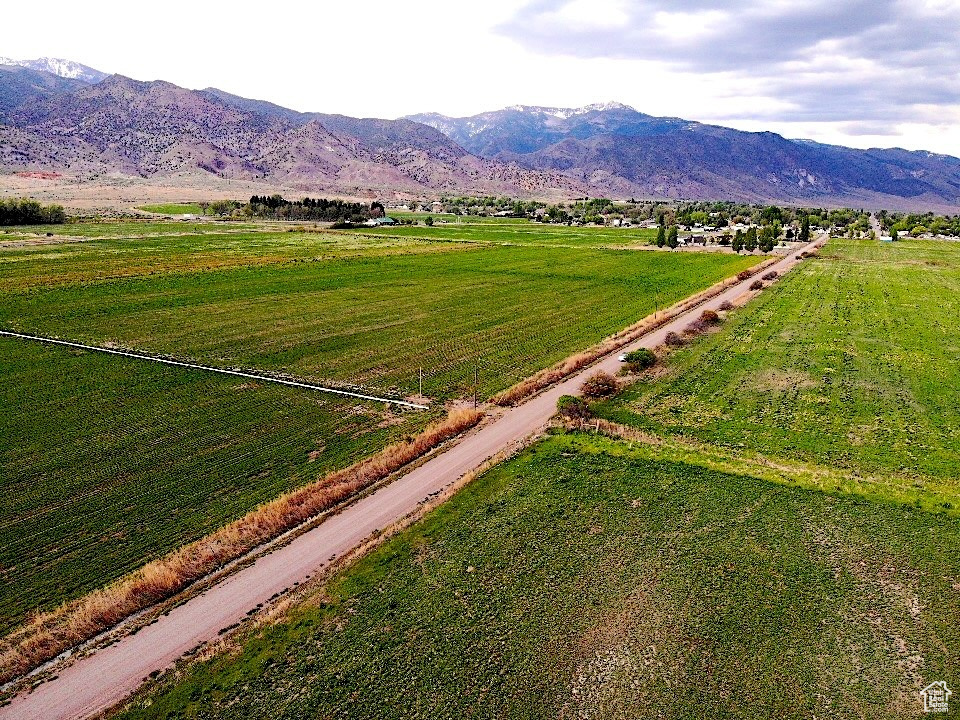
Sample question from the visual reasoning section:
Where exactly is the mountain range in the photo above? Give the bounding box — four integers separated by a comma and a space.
2, 57, 959, 210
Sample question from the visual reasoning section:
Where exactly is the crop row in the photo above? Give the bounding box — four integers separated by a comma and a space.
0, 338, 434, 633
1, 243, 756, 401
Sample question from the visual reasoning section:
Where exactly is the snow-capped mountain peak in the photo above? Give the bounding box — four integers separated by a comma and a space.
504, 101, 636, 119
0, 56, 108, 84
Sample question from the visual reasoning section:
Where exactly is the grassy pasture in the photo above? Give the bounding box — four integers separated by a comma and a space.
0, 221, 245, 238
118, 432, 960, 720
137, 203, 206, 215
0, 220, 755, 633
341, 220, 659, 247
0, 228, 446, 292
593, 238, 960, 509
0, 235, 755, 400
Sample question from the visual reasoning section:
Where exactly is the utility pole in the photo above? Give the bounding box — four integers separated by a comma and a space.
419, 366, 423, 398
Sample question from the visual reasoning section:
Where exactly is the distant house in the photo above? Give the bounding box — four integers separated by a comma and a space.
431, 201, 444, 213
364, 217, 397, 227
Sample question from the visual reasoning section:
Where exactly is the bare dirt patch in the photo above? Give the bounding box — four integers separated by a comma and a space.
752, 368, 819, 392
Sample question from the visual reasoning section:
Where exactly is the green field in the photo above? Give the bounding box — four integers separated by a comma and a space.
1, 229, 753, 400
593, 238, 960, 509
0, 220, 755, 634
341, 219, 659, 247
137, 203, 206, 215
0, 340, 431, 635
118, 432, 959, 720
113, 235, 960, 719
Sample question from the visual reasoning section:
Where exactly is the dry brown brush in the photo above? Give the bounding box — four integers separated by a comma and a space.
0, 408, 482, 684
581, 371, 619, 398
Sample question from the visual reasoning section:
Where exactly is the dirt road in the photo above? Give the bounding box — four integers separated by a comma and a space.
0, 239, 820, 720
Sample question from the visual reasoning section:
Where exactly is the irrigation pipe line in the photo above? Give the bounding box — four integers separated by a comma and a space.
0, 330, 429, 410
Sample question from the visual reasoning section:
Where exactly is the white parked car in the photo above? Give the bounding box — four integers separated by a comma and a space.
617, 353, 629, 362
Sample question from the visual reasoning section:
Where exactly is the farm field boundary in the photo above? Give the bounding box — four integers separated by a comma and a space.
0, 238, 819, 720
0, 331, 427, 409
575, 417, 960, 516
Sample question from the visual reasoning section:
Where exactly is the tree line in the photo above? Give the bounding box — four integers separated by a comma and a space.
244, 196, 384, 222
0, 198, 66, 226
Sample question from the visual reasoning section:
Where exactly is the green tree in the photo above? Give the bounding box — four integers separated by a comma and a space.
656, 224, 666, 248
799, 214, 810, 243
667, 225, 679, 249
745, 227, 757, 252
891, 227, 899, 242
758, 226, 773, 252
732, 229, 744, 252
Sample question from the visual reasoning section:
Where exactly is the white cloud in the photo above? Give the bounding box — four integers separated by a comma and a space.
2, 0, 960, 155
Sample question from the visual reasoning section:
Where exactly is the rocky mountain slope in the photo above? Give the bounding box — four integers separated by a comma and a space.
0, 72, 580, 196
408, 104, 960, 209
1, 61, 958, 208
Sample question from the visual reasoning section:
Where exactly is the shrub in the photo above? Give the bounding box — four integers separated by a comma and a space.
750, 279, 764, 290
684, 319, 707, 336
719, 300, 734, 311
761, 270, 778, 281
623, 348, 656, 369
581, 371, 619, 398
664, 331, 685, 348
737, 270, 753, 281
556, 395, 590, 421
700, 309, 720, 325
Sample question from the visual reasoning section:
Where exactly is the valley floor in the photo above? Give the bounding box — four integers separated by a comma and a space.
111, 237, 960, 720
0, 219, 753, 637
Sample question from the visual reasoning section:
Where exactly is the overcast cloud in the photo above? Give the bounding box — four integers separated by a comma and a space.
4, 0, 960, 155
498, 0, 960, 130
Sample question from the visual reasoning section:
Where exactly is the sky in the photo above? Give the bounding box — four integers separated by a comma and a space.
5, 0, 960, 155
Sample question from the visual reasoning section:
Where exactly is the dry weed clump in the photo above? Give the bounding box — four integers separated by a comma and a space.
664, 331, 686, 348
718, 300, 735, 311
0, 408, 482, 684
761, 270, 779, 281
581, 371, 619, 398
699, 309, 720, 325
750, 279, 764, 290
